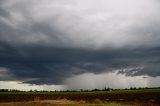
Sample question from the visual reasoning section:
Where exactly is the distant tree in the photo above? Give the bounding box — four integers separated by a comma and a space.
34, 89, 38, 92
0, 89, 9, 92
92, 88, 99, 91
66, 90, 70, 92
130, 87, 137, 90
29, 89, 33, 92
80, 89, 83, 92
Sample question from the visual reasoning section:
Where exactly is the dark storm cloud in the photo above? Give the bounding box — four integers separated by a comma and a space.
0, 42, 160, 84
0, 0, 160, 85
0, 8, 9, 18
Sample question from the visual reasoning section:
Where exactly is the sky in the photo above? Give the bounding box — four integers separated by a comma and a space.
0, 0, 160, 90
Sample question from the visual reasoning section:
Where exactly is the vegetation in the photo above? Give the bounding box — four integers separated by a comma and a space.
0, 99, 159, 106
0, 87, 160, 105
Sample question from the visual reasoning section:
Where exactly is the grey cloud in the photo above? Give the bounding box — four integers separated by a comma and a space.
0, 8, 10, 18
0, 0, 160, 49
0, 43, 160, 85
0, 67, 13, 81
0, 0, 160, 85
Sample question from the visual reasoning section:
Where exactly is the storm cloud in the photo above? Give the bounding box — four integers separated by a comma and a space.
0, 0, 160, 89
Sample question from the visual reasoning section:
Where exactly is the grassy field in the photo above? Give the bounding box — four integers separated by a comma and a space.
0, 88, 160, 106
1, 88, 160, 94
0, 99, 158, 106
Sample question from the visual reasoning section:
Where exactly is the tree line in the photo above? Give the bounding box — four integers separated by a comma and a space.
0, 87, 160, 92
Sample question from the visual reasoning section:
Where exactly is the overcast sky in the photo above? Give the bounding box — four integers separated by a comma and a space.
0, 0, 160, 90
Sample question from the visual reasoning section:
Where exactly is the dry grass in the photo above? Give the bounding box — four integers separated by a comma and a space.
0, 99, 159, 106
0, 99, 86, 106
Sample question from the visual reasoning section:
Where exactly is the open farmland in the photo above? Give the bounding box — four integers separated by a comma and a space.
0, 99, 158, 106
0, 88, 160, 106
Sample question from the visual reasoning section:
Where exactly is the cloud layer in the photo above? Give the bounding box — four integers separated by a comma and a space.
1, 0, 160, 48
0, 0, 160, 89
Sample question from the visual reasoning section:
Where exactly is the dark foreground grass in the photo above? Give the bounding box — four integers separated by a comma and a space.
0, 88, 160, 105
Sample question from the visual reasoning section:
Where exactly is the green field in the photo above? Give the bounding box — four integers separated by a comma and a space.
1, 88, 160, 94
